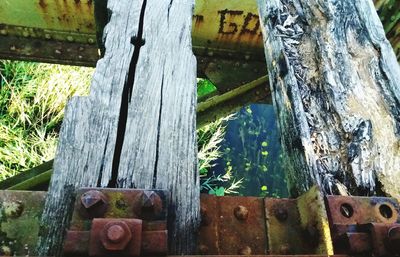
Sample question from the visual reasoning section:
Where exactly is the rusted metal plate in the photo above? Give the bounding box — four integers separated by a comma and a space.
264, 186, 333, 255
0, 0, 263, 62
325, 195, 400, 225
0, 190, 46, 256
0, 33, 99, 66
64, 231, 90, 256
89, 219, 142, 257
69, 188, 169, 231
296, 187, 334, 255
358, 223, 400, 256
0, 0, 268, 91
64, 189, 169, 256
326, 196, 400, 256
198, 194, 268, 255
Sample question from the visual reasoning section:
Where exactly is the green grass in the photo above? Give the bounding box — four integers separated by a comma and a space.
0, 61, 239, 194
0, 60, 94, 180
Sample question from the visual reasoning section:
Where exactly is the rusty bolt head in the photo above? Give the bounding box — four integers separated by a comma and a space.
279, 244, 290, 254
238, 246, 252, 255
140, 191, 162, 218
141, 191, 156, 209
107, 225, 126, 243
198, 244, 209, 254
387, 226, 400, 253
101, 221, 132, 251
234, 205, 249, 221
275, 208, 288, 222
80, 190, 108, 218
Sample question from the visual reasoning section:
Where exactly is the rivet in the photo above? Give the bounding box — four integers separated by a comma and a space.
275, 208, 288, 222
140, 191, 162, 217
238, 246, 252, 255
279, 244, 290, 254
80, 190, 108, 218
199, 244, 209, 254
201, 206, 211, 226
141, 191, 156, 209
234, 205, 249, 221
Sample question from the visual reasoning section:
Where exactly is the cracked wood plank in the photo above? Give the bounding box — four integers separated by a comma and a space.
37, 0, 198, 255
257, 0, 400, 198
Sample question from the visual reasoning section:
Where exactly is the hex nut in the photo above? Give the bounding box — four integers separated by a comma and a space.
101, 221, 132, 251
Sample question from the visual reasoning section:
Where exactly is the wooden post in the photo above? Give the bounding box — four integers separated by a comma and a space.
37, 0, 199, 255
257, 0, 400, 198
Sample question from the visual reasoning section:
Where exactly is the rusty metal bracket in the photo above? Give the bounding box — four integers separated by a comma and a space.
63, 188, 169, 257
199, 194, 268, 255
2, 187, 400, 257
199, 186, 334, 256
264, 186, 333, 255
325, 195, 400, 256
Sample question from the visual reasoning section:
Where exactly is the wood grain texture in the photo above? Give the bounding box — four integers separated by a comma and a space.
37, 0, 198, 255
258, 0, 400, 198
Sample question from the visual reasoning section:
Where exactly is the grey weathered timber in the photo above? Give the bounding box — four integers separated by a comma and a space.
37, 0, 198, 255
258, 0, 400, 198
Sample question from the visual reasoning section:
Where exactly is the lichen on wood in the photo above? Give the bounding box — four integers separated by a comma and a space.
258, 0, 400, 198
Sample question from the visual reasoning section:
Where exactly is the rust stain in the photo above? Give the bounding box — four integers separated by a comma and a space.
193, 15, 204, 29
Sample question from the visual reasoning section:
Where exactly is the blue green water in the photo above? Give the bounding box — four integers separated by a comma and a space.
211, 104, 288, 197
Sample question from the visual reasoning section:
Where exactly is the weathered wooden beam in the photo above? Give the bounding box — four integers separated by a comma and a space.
36, 0, 198, 255
258, 0, 400, 198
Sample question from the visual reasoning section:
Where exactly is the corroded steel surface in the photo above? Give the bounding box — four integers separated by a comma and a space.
1, 188, 399, 256
89, 219, 142, 256
264, 186, 333, 255
64, 188, 169, 256
0, 0, 397, 66
325, 196, 400, 225
69, 188, 168, 231
198, 194, 268, 255
0, 0, 264, 66
326, 195, 400, 256
0, 190, 46, 256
